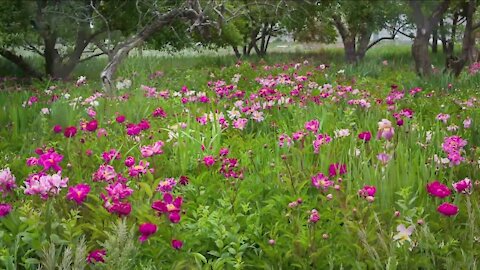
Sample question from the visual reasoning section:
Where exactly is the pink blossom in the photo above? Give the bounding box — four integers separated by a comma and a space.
0, 203, 12, 217
377, 153, 391, 165
171, 239, 183, 249
116, 115, 126, 123
309, 209, 320, 223
138, 223, 157, 243
102, 149, 121, 164
53, 125, 63, 133
305, 119, 320, 133
452, 178, 472, 194
376, 119, 394, 140
125, 156, 135, 167
66, 183, 91, 204
328, 163, 347, 177
358, 131, 372, 142
87, 249, 106, 264
437, 202, 458, 216
156, 178, 177, 193
63, 126, 77, 138
311, 173, 333, 190
128, 160, 149, 177
85, 119, 98, 132
233, 118, 248, 130
92, 165, 117, 182
24, 173, 68, 199
436, 113, 450, 123
203, 155, 215, 167
0, 168, 17, 195
426, 180, 451, 198
278, 134, 292, 148
152, 193, 183, 223
38, 151, 63, 172
358, 185, 376, 197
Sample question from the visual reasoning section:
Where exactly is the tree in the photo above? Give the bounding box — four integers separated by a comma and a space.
330, 0, 403, 63
408, 0, 451, 76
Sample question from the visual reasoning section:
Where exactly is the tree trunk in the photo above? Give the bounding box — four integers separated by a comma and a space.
356, 29, 372, 61
344, 38, 357, 64
432, 28, 438, 53
100, 9, 183, 93
232, 46, 241, 58
0, 49, 43, 79
439, 19, 448, 54
412, 35, 432, 76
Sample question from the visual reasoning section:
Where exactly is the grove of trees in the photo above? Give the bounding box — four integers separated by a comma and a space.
0, 0, 478, 90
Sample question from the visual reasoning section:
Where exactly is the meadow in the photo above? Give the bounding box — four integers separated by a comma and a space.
0, 45, 479, 269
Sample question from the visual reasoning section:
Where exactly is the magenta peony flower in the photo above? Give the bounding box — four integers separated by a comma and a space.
452, 178, 472, 194
53, 125, 63, 133
125, 156, 135, 167
437, 202, 458, 216
152, 193, 183, 223
0, 203, 12, 217
305, 119, 320, 133
358, 131, 372, 142
309, 209, 320, 223
219, 148, 229, 156
156, 178, 177, 193
358, 185, 376, 197
328, 163, 347, 177
85, 119, 98, 132
116, 115, 126, 123
203, 155, 215, 167
87, 249, 106, 263
66, 183, 90, 204
179, 175, 189, 185
64, 126, 77, 138
138, 223, 157, 243
0, 168, 17, 195
171, 239, 183, 249
426, 181, 451, 198
38, 151, 64, 172
152, 107, 167, 118
311, 173, 333, 190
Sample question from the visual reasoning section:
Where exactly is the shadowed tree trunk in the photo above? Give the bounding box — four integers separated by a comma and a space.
409, 0, 450, 76
0, 49, 43, 79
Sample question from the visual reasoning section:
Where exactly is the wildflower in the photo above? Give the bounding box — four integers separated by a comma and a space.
97, 128, 108, 138
452, 178, 472, 194
76, 76, 87, 87
358, 131, 372, 142
233, 118, 248, 130
278, 134, 293, 148
156, 178, 177, 193
0, 168, 17, 195
328, 163, 347, 177
358, 185, 376, 198
311, 173, 333, 190
377, 153, 391, 165
334, 129, 350, 138
41, 108, 50, 115
125, 156, 135, 167
292, 131, 306, 141
87, 249, 106, 264
393, 224, 414, 244
268, 239, 275, 245
53, 125, 63, 133
116, 115, 126, 123
179, 175, 189, 185
138, 223, 157, 243
102, 149, 121, 164
377, 119, 394, 140
64, 126, 77, 138
0, 203, 12, 217
92, 165, 117, 182
85, 119, 98, 132
426, 181, 451, 198
436, 113, 450, 124
171, 239, 183, 249
38, 151, 63, 172
309, 209, 320, 223
152, 107, 167, 118
66, 184, 90, 205
313, 134, 332, 153
437, 202, 459, 216
463, 117, 472, 129
203, 156, 215, 167
128, 160, 149, 177
305, 119, 320, 133
101, 182, 133, 216
219, 148, 229, 156
24, 173, 68, 199
151, 193, 183, 223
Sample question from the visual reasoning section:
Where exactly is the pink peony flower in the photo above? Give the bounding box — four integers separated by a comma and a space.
87, 249, 106, 263
426, 181, 451, 198
311, 173, 333, 190
156, 178, 177, 193
452, 178, 472, 194
53, 125, 63, 133
151, 193, 183, 223
0, 203, 12, 217
305, 119, 320, 133
85, 119, 98, 132
38, 151, 63, 172
219, 148, 229, 156
138, 223, 157, 243
203, 155, 215, 167
171, 239, 183, 249
66, 183, 90, 204
358, 185, 376, 197
309, 209, 320, 223
0, 168, 17, 195
116, 115, 126, 123
437, 202, 458, 216
63, 126, 77, 138
128, 160, 149, 177
125, 156, 135, 167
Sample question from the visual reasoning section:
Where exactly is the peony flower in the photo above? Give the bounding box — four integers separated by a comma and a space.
156, 178, 177, 193
87, 249, 106, 264
151, 193, 183, 223
358, 185, 376, 198
171, 239, 183, 249
311, 173, 333, 190
66, 183, 90, 204
0, 203, 12, 217
85, 119, 98, 132
426, 181, 451, 198
116, 115, 126, 123
138, 223, 157, 243
124, 156, 135, 167
53, 125, 63, 133
64, 126, 77, 138
452, 178, 472, 194
309, 209, 320, 223
0, 168, 17, 195
203, 155, 215, 167
305, 119, 320, 133
38, 151, 63, 172
437, 202, 458, 216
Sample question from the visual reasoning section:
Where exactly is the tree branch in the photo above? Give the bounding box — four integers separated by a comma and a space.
79, 52, 106, 63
